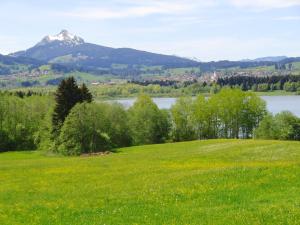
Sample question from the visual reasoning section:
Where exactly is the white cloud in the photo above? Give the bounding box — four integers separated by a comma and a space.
61, 2, 188, 20
58, 0, 300, 21
275, 16, 300, 20
59, 0, 217, 20
229, 0, 300, 9
160, 16, 211, 26
119, 0, 218, 8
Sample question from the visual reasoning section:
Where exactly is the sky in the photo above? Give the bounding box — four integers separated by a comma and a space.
0, 0, 300, 61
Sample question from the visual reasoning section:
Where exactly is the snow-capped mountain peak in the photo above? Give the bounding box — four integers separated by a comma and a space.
37, 30, 85, 46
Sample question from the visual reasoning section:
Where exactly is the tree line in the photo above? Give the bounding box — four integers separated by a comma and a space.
1, 77, 299, 155
41, 83, 267, 155
255, 111, 300, 140
217, 75, 300, 92
0, 93, 53, 151
128, 80, 180, 87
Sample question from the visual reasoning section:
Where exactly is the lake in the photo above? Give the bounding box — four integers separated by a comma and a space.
112, 96, 300, 116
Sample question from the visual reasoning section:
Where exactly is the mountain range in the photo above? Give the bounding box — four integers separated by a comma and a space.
0, 30, 299, 77
11, 30, 198, 69
242, 56, 288, 63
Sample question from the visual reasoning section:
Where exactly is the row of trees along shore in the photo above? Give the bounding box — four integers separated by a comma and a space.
217, 75, 300, 93
1, 77, 300, 155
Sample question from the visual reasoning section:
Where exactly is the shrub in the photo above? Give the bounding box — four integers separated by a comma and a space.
171, 97, 196, 141
255, 111, 300, 140
128, 95, 170, 145
58, 102, 131, 155
58, 103, 110, 155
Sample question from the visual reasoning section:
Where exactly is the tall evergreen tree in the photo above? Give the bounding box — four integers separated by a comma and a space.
79, 83, 93, 103
52, 77, 92, 136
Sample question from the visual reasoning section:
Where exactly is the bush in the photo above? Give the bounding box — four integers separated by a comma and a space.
171, 89, 266, 140
0, 93, 53, 152
171, 97, 196, 141
58, 103, 110, 155
128, 95, 170, 145
58, 102, 131, 156
104, 103, 132, 148
0, 130, 12, 152
254, 114, 277, 140
255, 111, 300, 140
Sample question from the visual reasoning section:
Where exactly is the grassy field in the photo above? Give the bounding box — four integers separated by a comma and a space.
1, 139, 300, 225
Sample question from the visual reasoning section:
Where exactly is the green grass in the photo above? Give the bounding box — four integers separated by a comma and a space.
1, 140, 300, 224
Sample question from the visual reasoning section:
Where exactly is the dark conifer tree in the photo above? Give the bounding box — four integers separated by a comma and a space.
52, 77, 82, 136
79, 83, 93, 103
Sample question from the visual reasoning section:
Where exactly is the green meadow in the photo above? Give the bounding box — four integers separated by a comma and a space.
1, 139, 300, 225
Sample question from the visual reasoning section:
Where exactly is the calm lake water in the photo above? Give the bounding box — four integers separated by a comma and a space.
112, 96, 300, 116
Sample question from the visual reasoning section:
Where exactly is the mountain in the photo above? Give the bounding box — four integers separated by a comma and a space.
36, 29, 84, 47
11, 30, 199, 69
253, 56, 288, 62
0, 54, 42, 75
4, 30, 300, 80
0, 54, 41, 65
242, 56, 288, 63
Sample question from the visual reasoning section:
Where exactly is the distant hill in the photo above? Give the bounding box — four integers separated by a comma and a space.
242, 56, 288, 63
0, 54, 42, 75
0, 54, 41, 65
11, 30, 199, 69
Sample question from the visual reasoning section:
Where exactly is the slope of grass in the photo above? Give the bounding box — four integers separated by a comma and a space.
1, 140, 300, 225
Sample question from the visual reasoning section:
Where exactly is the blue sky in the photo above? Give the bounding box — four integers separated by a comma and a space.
0, 0, 300, 61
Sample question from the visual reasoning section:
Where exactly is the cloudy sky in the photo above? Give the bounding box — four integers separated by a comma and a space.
0, 0, 299, 61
